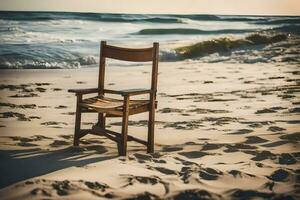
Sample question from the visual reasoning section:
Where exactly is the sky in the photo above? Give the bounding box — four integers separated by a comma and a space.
0, 0, 300, 16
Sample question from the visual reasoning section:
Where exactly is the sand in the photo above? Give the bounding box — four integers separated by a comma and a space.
0, 60, 299, 199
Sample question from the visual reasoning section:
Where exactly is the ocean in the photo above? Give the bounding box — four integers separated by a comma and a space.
0, 11, 299, 69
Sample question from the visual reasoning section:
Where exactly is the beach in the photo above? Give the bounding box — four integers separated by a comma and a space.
0, 12, 299, 199
0, 60, 299, 199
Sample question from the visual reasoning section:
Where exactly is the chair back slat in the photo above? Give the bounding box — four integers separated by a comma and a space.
102, 44, 153, 62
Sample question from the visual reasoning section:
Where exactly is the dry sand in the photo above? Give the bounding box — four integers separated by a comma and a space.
0, 61, 299, 199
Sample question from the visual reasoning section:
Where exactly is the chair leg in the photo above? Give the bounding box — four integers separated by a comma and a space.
120, 96, 129, 156
98, 113, 106, 128
74, 95, 82, 146
147, 104, 155, 153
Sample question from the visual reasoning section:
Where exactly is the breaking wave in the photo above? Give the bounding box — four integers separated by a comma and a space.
0, 44, 96, 69
0, 56, 97, 69
160, 33, 288, 61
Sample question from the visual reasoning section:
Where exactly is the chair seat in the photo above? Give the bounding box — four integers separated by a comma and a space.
80, 96, 156, 116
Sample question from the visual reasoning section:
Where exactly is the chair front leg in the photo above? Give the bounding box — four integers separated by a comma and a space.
98, 113, 106, 128
74, 94, 82, 146
120, 95, 130, 156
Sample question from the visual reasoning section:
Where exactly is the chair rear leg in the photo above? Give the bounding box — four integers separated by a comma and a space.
120, 96, 129, 156
74, 94, 82, 146
147, 105, 155, 153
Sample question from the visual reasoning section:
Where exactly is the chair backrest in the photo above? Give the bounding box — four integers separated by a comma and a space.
98, 41, 159, 96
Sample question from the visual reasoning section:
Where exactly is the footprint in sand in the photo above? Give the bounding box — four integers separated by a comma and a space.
245, 150, 276, 161
289, 107, 300, 113
246, 150, 297, 165
36, 179, 111, 198
283, 120, 300, 125
158, 108, 184, 113
228, 170, 243, 178
31, 188, 52, 197
255, 108, 277, 114
199, 168, 223, 180
224, 143, 256, 153
126, 192, 159, 200
244, 136, 269, 144
228, 170, 255, 178
162, 145, 183, 152
228, 189, 275, 200
153, 159, 167, 164
228, 129, 253, 135
268, 169, 290, 182
51, 180, 76, 196
278, 153, 297, 165
0, 102, 37, 109
10, 135, 52, 147
10, 135, 52, 142
153, 167, 177, 175
35, 87, 47, 93
41, 121, 68, 128
279, 132, 300, 141
122, 175, 169, 194
178, 151, 209, 159
52, 88, 63, 91
132, 153, 153, 163
241, 120, 274, 128
34, 83, 51, 86
84, 181, 109, 192
170, 189, 221, 200
267, 126, 286, 132
180, 166, 223, 182
180, 167, 195, 183
0, 112, 31, 121
263, 181, 275, 191
201, 143, 224, 151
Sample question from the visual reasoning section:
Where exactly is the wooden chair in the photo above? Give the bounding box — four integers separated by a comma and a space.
68, 41, 159, 156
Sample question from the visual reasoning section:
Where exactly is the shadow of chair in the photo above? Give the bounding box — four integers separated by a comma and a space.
0, 145, 117, 189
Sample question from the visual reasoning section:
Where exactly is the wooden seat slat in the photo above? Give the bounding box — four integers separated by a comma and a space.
81, 96, 151, 114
